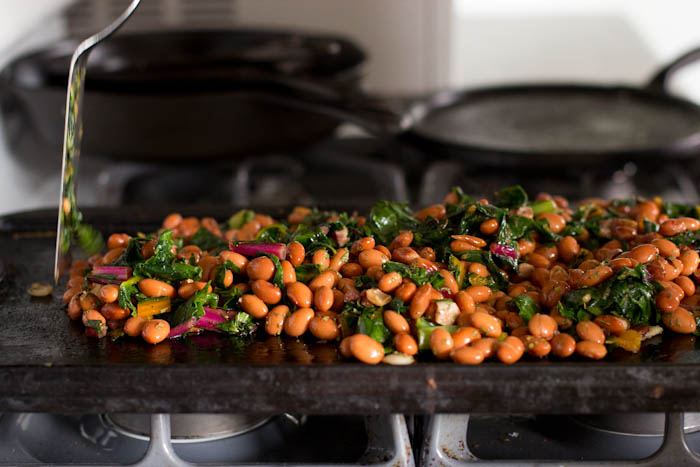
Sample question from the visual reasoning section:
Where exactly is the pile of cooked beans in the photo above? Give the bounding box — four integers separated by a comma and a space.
62, 189, 700, 365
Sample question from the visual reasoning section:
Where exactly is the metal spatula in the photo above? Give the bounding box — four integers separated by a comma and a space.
54, 0, 141, 283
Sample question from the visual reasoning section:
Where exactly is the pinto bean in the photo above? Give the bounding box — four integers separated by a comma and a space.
551, 333, 576, 358
350, 334, 385, 364
662, 307, 697, 334
394, 333, 418, 356
579, 266, 613, 287
383, 310, 410, 334
594, 315, 629, 336
409, 284, 434, 320
679, 249, 700, 276
470, 311, 502, 338
576, 341, 607, 359
528, 313, 557, 340
450, 345, 485, 365
497, 336, 525, 364
251, 280, 282, 305
430, 328, 454, 360
576, 320, 606, 344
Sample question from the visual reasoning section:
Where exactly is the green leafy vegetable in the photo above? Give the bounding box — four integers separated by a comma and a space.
171, 284, 219, 327
458, 250, 508, 290
217, 287, 244, 311
190, 227, 227, 251
358, 307, 391, 344
74, 222, 105, 256
289, 224, 336, 254
294, 264, 323, 282
368, 201, 418, 246
118, 276, 141, 315
530, 199, 557, 216
227, 209, 255, 229
354, 275, 379, 290
388, 297, 409, 315
216, 312, 256, 336
255, 224, 289, 243
494, 185, 528, 209
133, 230, 202, 282
415, 317, 458, 351
662, 202, 699, 219
382, 261, 445, 289
259, 253, 285, 290
112, 237, 147, 267
556, 264, 662, 326
509, 294, 540, 323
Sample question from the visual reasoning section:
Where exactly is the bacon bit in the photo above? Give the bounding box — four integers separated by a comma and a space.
333, 227, 349, 247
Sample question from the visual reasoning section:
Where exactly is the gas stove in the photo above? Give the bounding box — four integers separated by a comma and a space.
64, 135, 700, 211
4, 412, 700, 465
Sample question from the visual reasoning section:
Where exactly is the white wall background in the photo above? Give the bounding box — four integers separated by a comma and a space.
450, 0, 700, 101
1, 0, 700, 215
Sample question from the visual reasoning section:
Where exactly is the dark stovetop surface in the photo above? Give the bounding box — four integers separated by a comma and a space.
2, 207, 700, 415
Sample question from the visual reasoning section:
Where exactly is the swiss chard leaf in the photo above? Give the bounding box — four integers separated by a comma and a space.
259, 253, 285, 290
368, 201, 418, 246
213, 260, 239, 289
111, 236, 147, 267
217, 287, 244, 311
662, 201, 699, 219
255, 224, 289, 243
355, 275, 379, 290
118, 276, 141, 315
382, 261, 445, 289
509, 294, 540, 323
667, 230, 700, 246
190, 228, 227, 251
171, 285, 219, 327
494, 185, 528, 209
289, 224, 336, 254
135, 261, 202, 282
642, 220, 659, 234
493, 215, 520, 269
415, 317, 458, 351
457, 250, 508, 290
133, 230, 202, 282
388, 297, 409, 315
227, 209, 255, 229
358, 307, 391, 344
447, 186, 474, 205
556, 264, 662, 326
216, 312, 257, 336
74, 223, 105, 256
294, 264, 323, 282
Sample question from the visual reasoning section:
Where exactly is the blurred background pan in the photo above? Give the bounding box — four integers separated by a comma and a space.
0, 29, 367, 162
403, 47, 700, 168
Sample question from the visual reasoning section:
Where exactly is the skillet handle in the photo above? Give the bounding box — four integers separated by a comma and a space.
233, 72, 412, 135
647, 46, 700, 92
259, 91, 413, 135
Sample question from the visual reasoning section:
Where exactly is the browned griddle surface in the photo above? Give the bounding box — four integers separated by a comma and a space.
1, 207, 700, 414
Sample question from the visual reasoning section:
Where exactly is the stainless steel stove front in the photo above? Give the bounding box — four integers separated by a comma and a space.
422, 413, 700, 466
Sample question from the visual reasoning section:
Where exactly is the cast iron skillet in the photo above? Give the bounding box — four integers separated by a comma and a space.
278, 46, 700, 169
0, 29, 374, 162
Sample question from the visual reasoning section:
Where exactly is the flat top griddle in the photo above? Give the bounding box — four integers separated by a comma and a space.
2, 207, 700, 415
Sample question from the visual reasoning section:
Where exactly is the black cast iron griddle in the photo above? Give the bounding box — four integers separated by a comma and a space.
1, 207, 700, 415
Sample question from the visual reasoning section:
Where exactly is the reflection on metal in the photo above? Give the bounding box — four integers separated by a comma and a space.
104, 414, 272, 443
571, 413, 700, 437
125, 414, 414, 467
54, 0, 141, 283
422, 413, 700, 466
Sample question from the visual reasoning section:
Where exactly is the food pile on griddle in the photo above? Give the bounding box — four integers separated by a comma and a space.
61, 186, 700, 365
